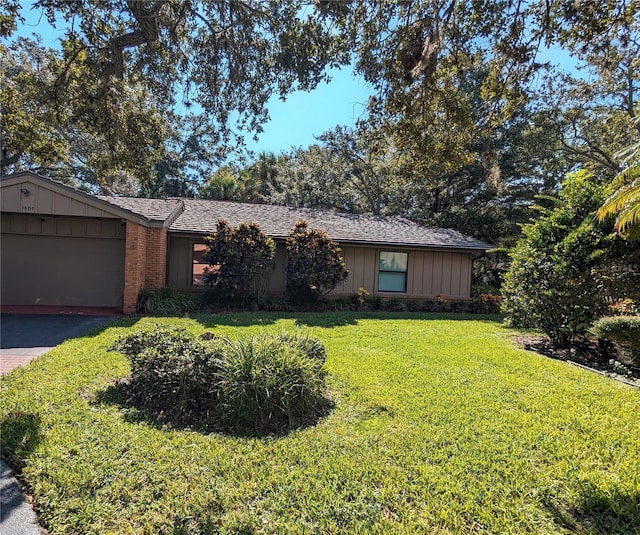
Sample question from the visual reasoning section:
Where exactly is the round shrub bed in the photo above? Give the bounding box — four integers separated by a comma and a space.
111, 327, 329, 433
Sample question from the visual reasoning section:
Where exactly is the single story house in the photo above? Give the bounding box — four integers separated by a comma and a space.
1, 171, 493, 313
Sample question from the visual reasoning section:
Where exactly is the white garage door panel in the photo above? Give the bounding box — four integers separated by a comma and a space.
1, 234, 125, 307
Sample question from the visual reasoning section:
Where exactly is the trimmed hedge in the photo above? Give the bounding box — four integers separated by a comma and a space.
111, 328, 329, 433
136, 287, 503, 316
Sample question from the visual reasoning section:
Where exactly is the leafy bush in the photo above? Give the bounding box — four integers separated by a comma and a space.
608, 298, 638, 316
382, 297, 407, 312
111, 328, 329, 433
286, 221, 349, 303
135, 287, 503, 315
590, 316, 640, 363
111, 327, 222, 419
502, 171, 621, 348
203, 219, 275, 299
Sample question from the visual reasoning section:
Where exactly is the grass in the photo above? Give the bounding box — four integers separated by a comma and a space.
1, 312, 639, 534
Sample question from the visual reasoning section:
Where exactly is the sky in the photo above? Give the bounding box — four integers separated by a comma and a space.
14, 3, 374, 157
244, 70, 372, 154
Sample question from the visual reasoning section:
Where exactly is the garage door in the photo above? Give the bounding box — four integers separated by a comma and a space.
1, 228, 125, 308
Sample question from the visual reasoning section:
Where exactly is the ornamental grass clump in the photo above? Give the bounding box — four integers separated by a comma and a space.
215, 334, 327, 432
111, 328, 329, 433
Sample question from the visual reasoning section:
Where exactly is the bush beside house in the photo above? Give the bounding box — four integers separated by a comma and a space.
202, 219, 276, 299
502, 171, 639, 349
590, 315, 640, 364
285, 221, 349, 303
136, 286, 503, 315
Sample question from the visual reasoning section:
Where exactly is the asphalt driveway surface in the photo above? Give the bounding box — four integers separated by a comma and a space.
1, 313, 115, 535
0, 314, 115, 374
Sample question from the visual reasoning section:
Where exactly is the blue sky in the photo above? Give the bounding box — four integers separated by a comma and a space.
244, 69, 372, 155
15, 3, 373, 157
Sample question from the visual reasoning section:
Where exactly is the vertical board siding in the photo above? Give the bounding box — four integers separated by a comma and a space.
25, 216, 41, 235
364, 248, 376, 293
1, 214, 122, 239
423, 252, 433, 297
167, 236, 192, 288
267, 244, 287, 294
0, 184, 20, 209
1, 179, 118, 218
432, 254, 443, 297
441, 254, 452, 297
53, 193, 71, 214
38, 188, 54, 212
331, 247, 474, 300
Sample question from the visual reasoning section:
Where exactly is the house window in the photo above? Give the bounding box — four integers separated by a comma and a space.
378, 252, 408, 292
192, 243, 208, 286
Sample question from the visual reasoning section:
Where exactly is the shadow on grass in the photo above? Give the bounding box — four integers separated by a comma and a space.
0, 411, 42, 473
546, 485, 640, 535
94, 381, 335, 439
191, 311, 504, 329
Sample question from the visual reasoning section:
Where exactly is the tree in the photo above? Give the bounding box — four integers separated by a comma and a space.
240, 152, 282, 203
203, 220, 275, 300
4, 0, 637, 201
2, 1, 352, 176
199, 166, 244, 201
316, 126, 393, 215
286, 221, 348, 303
1, 36, 171, 193
501, 171, 636, 348
269, 145, 360, 212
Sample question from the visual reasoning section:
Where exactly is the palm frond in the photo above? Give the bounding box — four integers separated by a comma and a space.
598, 161, 640, 240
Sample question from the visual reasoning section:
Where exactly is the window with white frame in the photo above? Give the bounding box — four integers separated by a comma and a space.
378, 251, 408, 292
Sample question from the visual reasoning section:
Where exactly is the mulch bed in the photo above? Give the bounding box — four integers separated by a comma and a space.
514, 335, 640, 387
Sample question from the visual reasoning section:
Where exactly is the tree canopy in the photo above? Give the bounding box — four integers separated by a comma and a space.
1, 1, 351, 187
3, 1, 638, 189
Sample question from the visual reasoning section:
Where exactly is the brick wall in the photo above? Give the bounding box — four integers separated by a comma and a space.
123, 222, 147, 313
145, 227, 168, 288
123, 223, 169, 313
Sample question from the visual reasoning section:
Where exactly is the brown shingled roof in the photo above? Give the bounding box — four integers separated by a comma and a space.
176, 199, 493, 250
96, 196, 183, 224
100, 196, 492, 251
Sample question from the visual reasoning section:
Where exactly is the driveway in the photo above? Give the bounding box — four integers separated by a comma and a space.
0, 314, 115, 375
1, 314, 117, 535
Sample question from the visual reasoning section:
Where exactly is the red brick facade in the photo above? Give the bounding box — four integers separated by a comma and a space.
123, 222, 168, 313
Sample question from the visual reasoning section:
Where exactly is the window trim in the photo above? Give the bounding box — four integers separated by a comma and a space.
377, 251, 408, 293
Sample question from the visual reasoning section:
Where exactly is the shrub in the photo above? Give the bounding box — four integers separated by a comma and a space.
137, 287, 197, 315
502, 171, 621, 348
111, 327, 222, 419
286, 221, 349, 303
608, 298, 638, 316
203, 219, 275, 299
383, 297, 407, 312
111, 328, 329, 433
590, 316, 640, 363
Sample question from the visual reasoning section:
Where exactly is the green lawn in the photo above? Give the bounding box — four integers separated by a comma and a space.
1, 313, 639, 534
